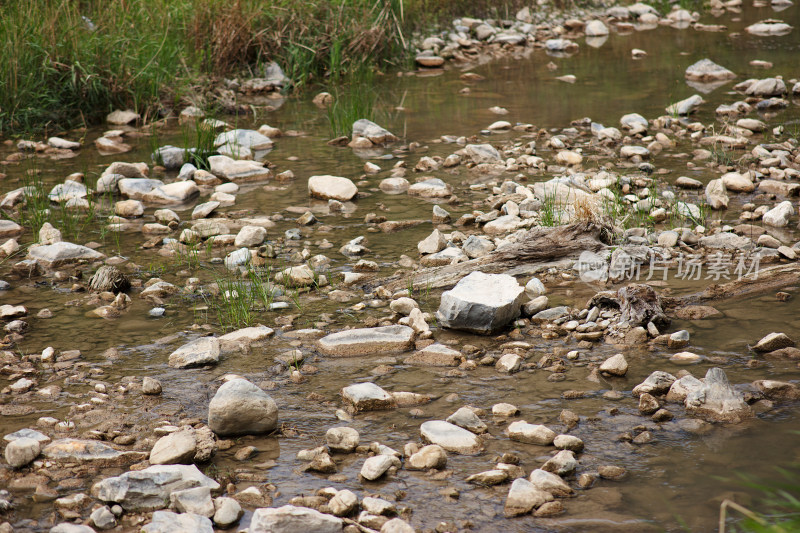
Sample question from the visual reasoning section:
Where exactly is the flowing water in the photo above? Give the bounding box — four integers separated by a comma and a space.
2, 2, 800, 531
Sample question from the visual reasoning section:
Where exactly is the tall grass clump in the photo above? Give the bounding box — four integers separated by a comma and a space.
0, 1, 187, 134
206, 266, 277, 331
539, 189, 565, 227
326, 70, 380, 137
1, 0, 548, 135
180, 119, 219, 170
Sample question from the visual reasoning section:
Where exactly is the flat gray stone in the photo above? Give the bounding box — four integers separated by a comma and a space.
208, 155, 272, 182
28, 242, 104, 268
250, 505, 343, 533
149, 429, 196, 465
141, 510, 213, 533
317, 326, 414, 356
168, 337, 221, 368
92, 464, 219, 511
341, 382, 395, 411
43, 439, 129, 463
4, 428, 50, 444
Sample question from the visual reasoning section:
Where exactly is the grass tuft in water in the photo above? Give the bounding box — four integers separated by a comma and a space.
180, 118, 218, 170
538, 189, 565, 227
326, 69, 380, 138
205, 266, 277, 332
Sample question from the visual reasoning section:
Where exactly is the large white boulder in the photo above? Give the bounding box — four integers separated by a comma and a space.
436, 271, 525, 334
208, 378, 278, 437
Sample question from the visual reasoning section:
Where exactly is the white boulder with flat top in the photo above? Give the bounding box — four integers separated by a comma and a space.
436, 271, 525, 334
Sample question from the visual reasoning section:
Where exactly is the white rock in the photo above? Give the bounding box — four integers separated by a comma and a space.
464, 144, 502, 164
208, 378, 278, 436
504, 478, 554, 517
507, 421, 556, 445
524, 277, 546, 298
208, 155, 272, 182
585, 20, 609, 36
4, 437, 41, 468
684, 59, 736, 82
168, 337, 220, 368
599, 353, 628, 376
91, 464, 219, 511
666, 94, 704, 115
142, 181, 199, 205
496, 353, 523, 373
436, 271, 525, 334
420, 420, 482, 455
308, 175, 358, 201
341, 382, 395, 411
213, 497, 243, 527
250, 505, 342, 533
360, 455, 394, 481
149, 429, 196, 465
446, 407, 488, 434
141, 510, 213, 533
170, 486, 215, 517
418, 229, 447, 254
406, 444, 447, 470
234, 225, 267, 247
326, 427, 360, 453
318, 326, 415, 356
763, 201, 793, 227
28, 242, 104, 268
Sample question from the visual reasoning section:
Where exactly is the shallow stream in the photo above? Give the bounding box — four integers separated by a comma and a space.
2, 2, 800, 531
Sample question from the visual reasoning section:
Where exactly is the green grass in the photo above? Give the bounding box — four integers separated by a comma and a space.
326, 70, 380, 137
205, 266, 278, 331
180, 119, 218, 170
1, 161, 106, 243
0, 0, 546, 136
0, 0, 185, 134
539, 189, 565, 227
721, 466, 800, 533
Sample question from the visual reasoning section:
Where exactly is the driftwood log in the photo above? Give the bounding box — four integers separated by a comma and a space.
664, 262, 800, 310
375, 222, 613, 293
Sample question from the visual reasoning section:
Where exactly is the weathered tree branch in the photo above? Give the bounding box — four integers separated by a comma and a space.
664, 262, 800, 309
373, 222, 612, 292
